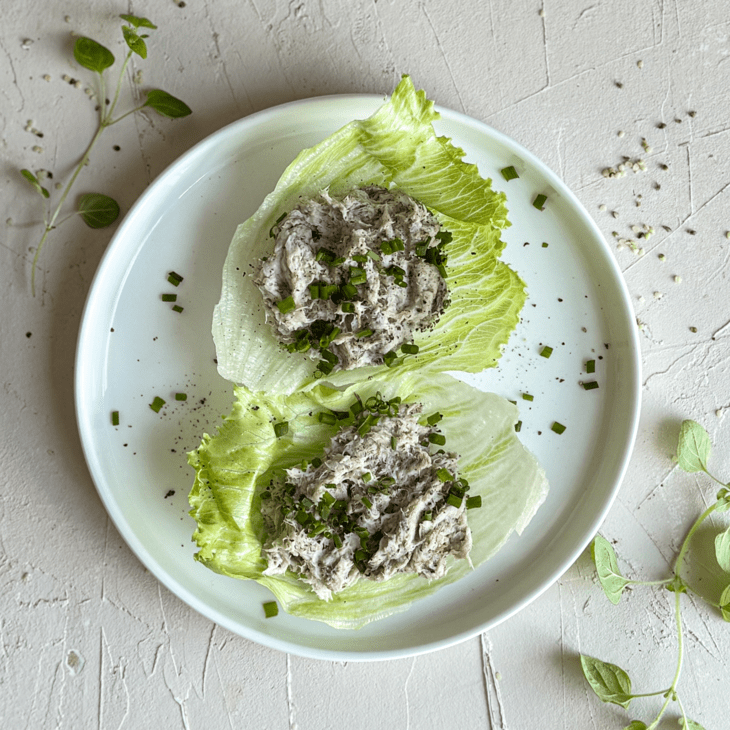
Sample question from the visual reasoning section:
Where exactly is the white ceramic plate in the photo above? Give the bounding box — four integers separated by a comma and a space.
75, 94, 641, 661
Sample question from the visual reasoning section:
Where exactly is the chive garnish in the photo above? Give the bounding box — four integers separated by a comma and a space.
175, 393, 187, 401
551, 421, 566, 434
362, 496, 373, 509
435, 230, 452, 244
446, 493, 463, 508
263, 601, 278, 618
515, 420, 522, 432
466, 495, 482, 509
341, 283, 358, 299
318, 412, 337, 425
162, 293, 177, 302
308, 283, 321, 299
426, 412, 442, 426
383, 351, 397, 367
316, 360, 334, 375
586, 359, 596, 373
349, 267, 367, 285
111, 411, 119, 426
355, 328, 373, 339
390, 436, 397, 449
361, 472, 372, 483
437, 468, 453, 482
172, 305, 184, 313
333, 534, 343, 549
522, 393, 534, 402
401, 343, 419, 354
167, 271, 184, 286
276, 296, 295, 314
541, 242, 549, 248
366, 250, 381, 262
500, 165, 519, 181
533, 194, 548, 211
274, 421, 289, 437
582, 381, 600, 390
380, 241, 393, 255
149, 396, 165, 413
428, 433, 446, 445
320, 349, 338, 365
540, 346, 553, 358
341, 301, 355, 313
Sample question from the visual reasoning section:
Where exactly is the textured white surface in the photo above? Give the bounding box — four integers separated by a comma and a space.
1, 0, 729, 728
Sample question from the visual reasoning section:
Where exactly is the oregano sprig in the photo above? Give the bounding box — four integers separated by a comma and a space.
20, 14, 192, 296
583, 419, 730, 730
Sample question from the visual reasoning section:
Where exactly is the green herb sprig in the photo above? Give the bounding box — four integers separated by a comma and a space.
583, 420, 730, 730
21, 14, 191, 296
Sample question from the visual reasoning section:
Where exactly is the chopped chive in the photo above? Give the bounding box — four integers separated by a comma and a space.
352, 254, 368, 263
361, 472, 372, 483
515, 420, 522, 432
341, 301, 355, 313
161, 293, 177, 302
111, 410, 119, 426
362, 496, 373, 509
401, 343, 419, 354
366, 250, 381, 262
172, 305, 184, 313
446, 493, 463, 508
533, 193, 548, 211
315, 247, 336, 263
295, 510, 310, 526
175, 393, 187, 401
274, 421, 289, 437
437, 468, 453, 482
540, 346, 553, 358
426, 412, 443, 426
350, 399, 365, 417
167, 271, 184, 286
390, 436, 397, 449
340, 283, 358, 299
466, 495, 482, 509
428, 433, 446, 446
355, 328, 373, 339
263, 601, 278, 618
317, 412, 337, 425
321, 491, 336, 506
349, 266, 367, 285
276, 296, 296, 314
380, 241, 393, 255
522, 393, 534, 402
542, 242, 549, 248
582, 381, 600, 390
308, 283, 321, 299
586, 359, 596, 373
391, 238, 405, 252
311, 457, 323, 468
320, 349, 338, 365
551, 421, 566, 435
415, 243, 428, 257
316, 360, 334, 375
500, 165, 519, 181
333, 534, 343, 549
383, 351, 397, 367
332, 410, 349, 421
300, 496, 314, 509
435, 230, 453, 244
269, 211, 287, 237
149, 396, 165, 413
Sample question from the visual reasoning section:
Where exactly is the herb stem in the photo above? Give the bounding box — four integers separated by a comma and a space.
673, 499, 724, 576
30, 120, 107, 296
107, 50, 133, 121
625, 578, 673, 588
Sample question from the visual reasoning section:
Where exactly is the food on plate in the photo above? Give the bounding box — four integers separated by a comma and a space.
212, 75, 526, 394
255, 185, 450, 373
260, 393, 473, 600
188, 372, 548, 629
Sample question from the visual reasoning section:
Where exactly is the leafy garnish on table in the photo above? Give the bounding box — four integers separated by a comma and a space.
584, 420, 730, 730
19, 14, 191, 296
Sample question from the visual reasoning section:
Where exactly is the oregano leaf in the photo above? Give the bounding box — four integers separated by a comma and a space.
20, 169, 50, 199
681, 719, 707, 730
78, 193, 120, 229
120, 14, 157, 29
676, 420, 711, 473
580, 655, 633, 709
715, 526, 730, 573
122, 26, 148, 59
73, 37, 115, 73
143, 89, 192, 118
720, 584, 730, 622
624, 722, 647, 730
591, 534, 630, 604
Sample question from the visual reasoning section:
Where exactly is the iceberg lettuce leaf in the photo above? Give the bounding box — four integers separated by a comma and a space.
212, 76, 525, 394
188, 372, 548, 629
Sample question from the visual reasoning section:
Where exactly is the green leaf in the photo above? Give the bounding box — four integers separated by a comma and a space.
591, 534, 630, 604
20, 169, 50, 199
143, 89, 193, 118
73, 37, 115, 73
580, 655, 633, 709
720, 584, 730, 622
120, 13, 157, 29
676, 420, 711, 473
681, 719, 707, 730
78, 193, 120, 228
716, 525, 730, 573
122, 26, 147, 59
624, 722, 647, 730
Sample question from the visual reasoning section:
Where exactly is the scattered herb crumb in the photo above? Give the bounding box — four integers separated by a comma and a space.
582, 381, 599, 391
586, 359, 595, 373
522, 393, 534, 402
540, 346, 553, 358
274, 421, 289, 437
172, 305, 184, 313
175, 393, 187, 401
150, 396, 166, 413
162, 293, 177, 302
533, 194, 548, 211
515, 421, 522, 432
112, 410, 120, 425
551, 421, 566, 434
168, 271, 184, 286
500, 165, 519, 181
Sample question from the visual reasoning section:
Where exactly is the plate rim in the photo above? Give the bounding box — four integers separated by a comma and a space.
75, 91, 642, 661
